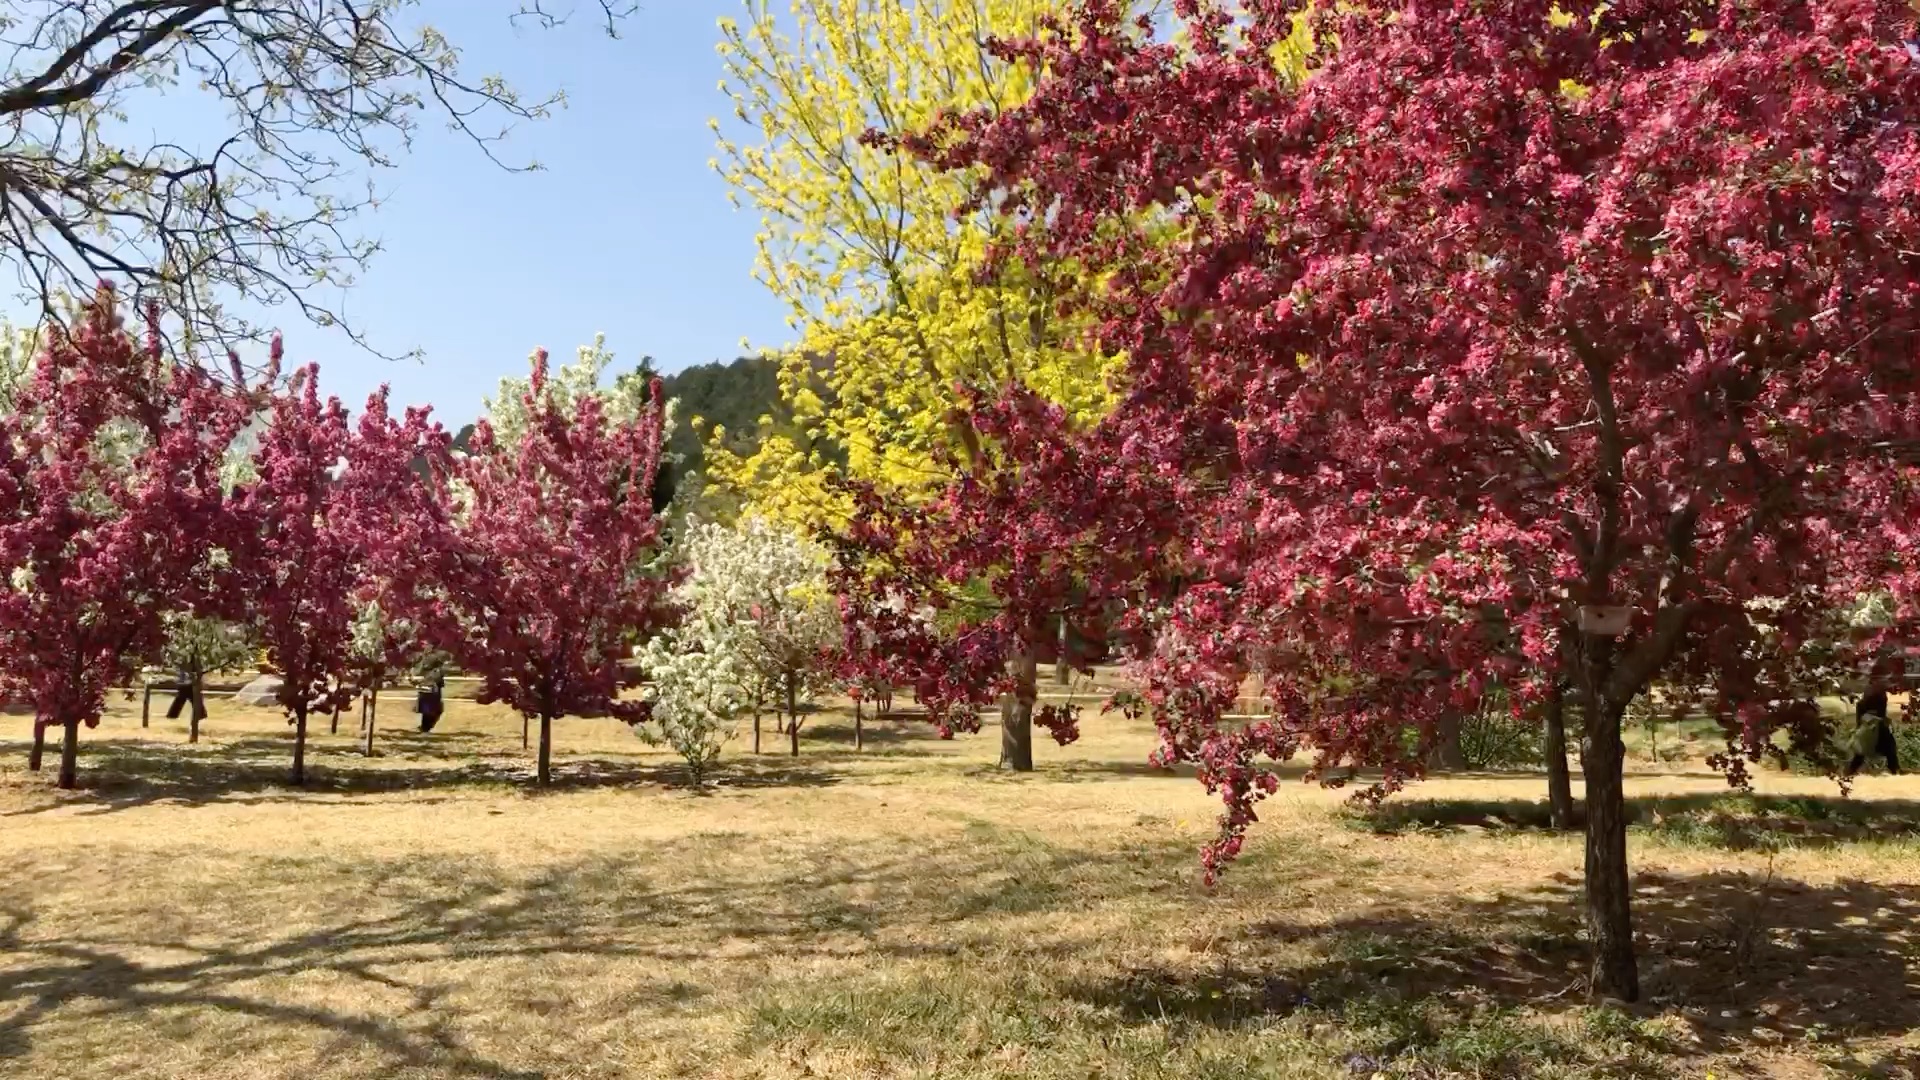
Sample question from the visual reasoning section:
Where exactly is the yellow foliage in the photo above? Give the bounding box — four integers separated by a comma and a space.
709, 0, 1141, 530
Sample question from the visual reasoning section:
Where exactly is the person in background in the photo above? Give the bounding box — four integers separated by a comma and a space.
1847, 668, 1901, 777
165, 668, 207, 724
416, 671, 445, 733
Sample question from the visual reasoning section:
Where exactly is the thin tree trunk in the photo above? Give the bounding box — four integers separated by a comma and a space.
330, 696, 340, 735
1055, 618, 1070, 685
28, 719, 45, 772
537, 713, 554, 784
57, 718, 78, 789
188, 673, 204, 744
291, 705, 309, 785
1544, 680, 1575, 830
1000, 650, 1037, 772
142, 684, 153, 728
752, 708, 761, 754
787, 681, 800, 757
522, 712, 530, 750
1580, 640, 1638, 1001
854, 698, 864, 751
363, 692, 377, 756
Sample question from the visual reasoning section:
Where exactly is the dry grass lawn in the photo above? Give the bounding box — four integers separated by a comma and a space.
0, 687, 1916, 1078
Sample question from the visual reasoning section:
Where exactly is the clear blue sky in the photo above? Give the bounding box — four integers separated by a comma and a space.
231, 1, 793, 426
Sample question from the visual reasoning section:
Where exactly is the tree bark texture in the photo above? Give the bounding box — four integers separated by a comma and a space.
1580, 637, 1638, 1001
1000, 650, 1037, 772
291, 706, 309, 786
1544, 681, 1576, 830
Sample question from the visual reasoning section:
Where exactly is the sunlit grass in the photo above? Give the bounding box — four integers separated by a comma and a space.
0, 689, 1915, 1077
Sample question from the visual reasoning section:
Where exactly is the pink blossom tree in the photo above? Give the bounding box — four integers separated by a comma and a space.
417, 350, 676, 785
884, 0, 1920, 999
230, 366, 443, 784
0, 288, 254, 788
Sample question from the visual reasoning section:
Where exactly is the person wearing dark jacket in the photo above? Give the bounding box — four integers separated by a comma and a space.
416, 673, 445, 733
1847, 681, 1901, 776
164, 670, 208, 723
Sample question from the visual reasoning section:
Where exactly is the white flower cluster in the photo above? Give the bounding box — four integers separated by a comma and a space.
638, 516, 842, 781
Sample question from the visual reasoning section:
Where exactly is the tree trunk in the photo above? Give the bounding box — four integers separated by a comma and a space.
1544, 681, 1575, 831
522, 712, 530, 750
537, 713, 553, 785
142, 684, 153, 728
1055, 618, 1071, 685
188, 673, 204, 745
999, 650, 1037, 772
1428, 709, 1468, 771
1580, 642, 1638, 1001
28, 719, 45, 772
787, 680, 800, 757
57, 718, 79, 789
752, 709, 761, 754
363, 693, 377, 757
854, 698, 864, 752
330, 697, 340, 735
291, 705, 309, 785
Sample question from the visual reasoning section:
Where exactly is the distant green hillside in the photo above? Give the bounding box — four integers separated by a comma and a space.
435, 355, 797, 515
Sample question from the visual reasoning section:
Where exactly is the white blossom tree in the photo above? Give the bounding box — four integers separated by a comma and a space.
641, 516, 842, 776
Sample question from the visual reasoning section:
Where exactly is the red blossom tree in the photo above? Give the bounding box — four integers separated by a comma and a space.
831, 388, 1165, 767
230, 365, 440, 784
0, 288, 253, 788
416, 350, 676, 785
887, 0, 1920, 999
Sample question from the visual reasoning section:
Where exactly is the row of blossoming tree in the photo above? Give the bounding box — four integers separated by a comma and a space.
0, 289, 871, 791
806, 0, 1920, 1005
0, 288, 688, 788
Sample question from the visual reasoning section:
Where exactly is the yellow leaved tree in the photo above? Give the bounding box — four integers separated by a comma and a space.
706, 0, 1153, 531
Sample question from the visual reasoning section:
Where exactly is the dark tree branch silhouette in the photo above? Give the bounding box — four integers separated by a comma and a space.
0, 0, 633, 362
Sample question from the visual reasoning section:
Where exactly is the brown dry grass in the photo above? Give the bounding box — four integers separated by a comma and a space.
0, 690, 1916, 1078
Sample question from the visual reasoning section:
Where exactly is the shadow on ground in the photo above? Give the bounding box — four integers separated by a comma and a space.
1072, 866, 1920, 1071
0, 831, 1195, 1076
1345, 791, 1920, 851
0, 735, 849, 816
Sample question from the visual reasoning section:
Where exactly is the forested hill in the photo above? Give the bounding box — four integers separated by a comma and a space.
443, 354, 793, 507
659, 354, 788, 474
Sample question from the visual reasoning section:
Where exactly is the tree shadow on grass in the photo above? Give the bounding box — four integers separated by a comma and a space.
1345, 791, 1920, 851
1068, 868, 1920, 1069
0, 736, 846, 816
0, 832, 1180, 1076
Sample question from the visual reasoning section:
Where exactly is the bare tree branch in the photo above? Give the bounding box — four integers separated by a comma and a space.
0, 0, 635, 367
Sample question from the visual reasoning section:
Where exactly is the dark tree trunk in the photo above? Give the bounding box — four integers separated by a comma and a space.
188, 673, 205, 744
1544, 681, 1575, 831
999, 650, 1037, 772
363, 691, 377, 757
787, 681, 800, 757
1428, 709, 1467, 771
330, 697, 340, 734
752, 709, 761, 754
522, 712, 530, 750
142, 684, 153, 728
291, 705, 309, 785
1580, 639, 1638, 1001
28, 719, 45, 772
1055, 618, 1071, 685
537, 713, 554, 785
854, 698, 864, 752
57, 718, 79, 789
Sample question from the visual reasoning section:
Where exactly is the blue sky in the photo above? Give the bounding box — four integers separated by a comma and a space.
212, 1, 793, 426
